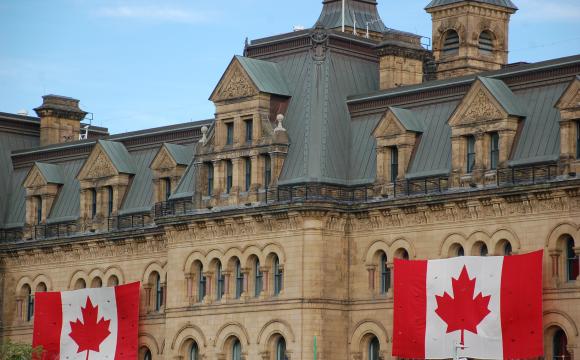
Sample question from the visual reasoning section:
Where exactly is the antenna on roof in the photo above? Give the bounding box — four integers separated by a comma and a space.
352, 10, 357, 35
17, 110, 28, 116
341, 0, 345, 32
80, 125, 90, 140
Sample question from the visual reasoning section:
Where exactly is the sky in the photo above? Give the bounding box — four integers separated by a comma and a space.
0, 0, 579, 134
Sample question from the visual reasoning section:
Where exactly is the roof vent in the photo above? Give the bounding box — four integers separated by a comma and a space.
17, 110, 28, 116
293, 25, 305, 32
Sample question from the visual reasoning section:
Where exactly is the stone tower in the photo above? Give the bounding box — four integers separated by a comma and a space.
425, 0, 518, 79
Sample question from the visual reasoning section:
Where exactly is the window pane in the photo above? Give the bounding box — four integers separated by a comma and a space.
226, 123, 234, 145
207, 163, 214, 196
466, 136, 476, 173
478, 31, 494, 55
276, 338, 286, 360
232, 340, 241, 360
107, 187, 114, 215
226, 161, 233, 194
264, 155, 272, 187
36, 196, 42, 225
369, 337, 380, 360
245, 158, 251, 192
274, 256, 283, 296
255, 260, 263, 297
443, 30, 459, 56
567, 237, 579, 281
190, 343, 198, 360
245, 120, 253, 142
390, 147, 398, 183
91, 189, 97, 218
235, 260, 243, 299
380, 253, 389, 294
490, 132, 499, 170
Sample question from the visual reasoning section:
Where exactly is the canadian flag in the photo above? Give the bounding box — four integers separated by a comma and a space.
33, 282, 140, 360
392, 250, 543, 359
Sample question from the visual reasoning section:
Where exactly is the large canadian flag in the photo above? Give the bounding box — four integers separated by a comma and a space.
392, 250, 543, 359
33, 282, 140, 360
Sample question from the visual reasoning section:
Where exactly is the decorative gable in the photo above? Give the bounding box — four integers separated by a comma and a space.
555, 76, 580, 173
373, 111, 407, 138
22, 162, 64, 227
210, 60, 259, 102
150, 143, 193, 203
449, 84, 506, 127
151, 147, 177, 171
23, 167, 48, 188
556, 76, 580, 112
78, 146, 118, 180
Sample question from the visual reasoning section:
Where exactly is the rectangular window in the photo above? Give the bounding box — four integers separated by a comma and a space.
390, 147, 399, 183
216, 266, 225, 301
226, 161, 233, 194
245, 119, 253, 143
576, 121, 580, 160
35, 196, 42, 225
198, 272, 206, 302
226, 122, 234, 145
255, 262, 263, 297
264, 155, 272, 188
245, 158, 251, 192
207, 163, 214, 196
163, 179, 171, 201
490, 132, 499, 170
90, 188, 97, 218
235, 262, 243, 299
466, 135, 476, 173
107, 187, 114, 216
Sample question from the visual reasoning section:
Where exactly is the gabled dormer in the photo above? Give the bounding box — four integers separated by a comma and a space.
556, 76, 580, 174
150, 143, 193, 203
373, 107, 423, 192
77, 140, 135, 228
448, 77, 525, 186
198, 56, 291, 207
23, 162, 64, 226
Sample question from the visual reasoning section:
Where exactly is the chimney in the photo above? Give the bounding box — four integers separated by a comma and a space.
34, 95, 87, 146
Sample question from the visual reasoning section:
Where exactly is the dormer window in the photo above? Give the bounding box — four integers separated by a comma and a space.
35, 196, 42, 225
207, 163, 214, 196
442, 30, 459, 56
466, 135, 476, 173
226, 160, 233, 194
226, 122, 234, 145
478, 31, 494, 55
90, 188, 97, 218
390, 147, 399, 183
106, 186, 114, 216
245, 157, 252, 192
163, 178, 171, 201
490, 132, 500, 170
245, 119, 253, 143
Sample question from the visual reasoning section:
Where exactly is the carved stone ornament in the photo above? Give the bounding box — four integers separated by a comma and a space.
153, 150, 175, 171
215, 67, 257, 101
310, 23, 329, 62
86, 151, 116, 179
25, 169, 46, 188
461, 89, 503, 124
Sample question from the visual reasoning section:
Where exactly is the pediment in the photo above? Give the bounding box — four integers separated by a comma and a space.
77, 145, 119, 180
210, 59, 259, 102
23, 166, 47, 188
151, 146, 178, 171
449, 82, 506, 126
556, 76, 580, 111
373, 111, 407, 138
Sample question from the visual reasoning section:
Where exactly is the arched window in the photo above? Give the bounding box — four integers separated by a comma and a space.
264, 155, 272, 188
504, 241, 512, 256
216, 261, 225, 301
189, 342, 199, 360
276, 337, 286, 360
35, 196, 42, 225
108, 275, 119, 287
198, 266, 206, 302
479, 30, 494, 55
380, 252, 390, 294
226, 161, 233, 194
457, 245, 465, 257
235, 259, 243, 299
274, 255, 283, 296
480, 243, 488, 256
36, 282, 47, 293
164, 178, 172, 201
245, 157, 252, 192
232, 339, 242, 360
442, 29, 459, 56
566, 236, 579, 281
154, 272, 163, 311
91, 277, 103, 288
90, 188, 97, 218
25, 285, 34, 321
553, 329, 571, 360
368, 336, 380, 360
207, 163, 214, 196
390, 147, 398, 183
107, 186, 114, 216
74, 278, 86, 290
255, 259, 263, 297
144, 349, 152, 360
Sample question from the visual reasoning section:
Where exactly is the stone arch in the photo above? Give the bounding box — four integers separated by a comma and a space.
389, 237, 414, 260
440, 233, 467, 257
88, 268, 106, 288
104, 265, 125, 285
544, 310, 579, 338
490, 228, 521, 255
171, 322, 207, 350
15, 276, 33, 294
183, 251, 208, 274
465, 230, 491, 255
257, 319, 296, 345
223, 247, 244, 271
349, 319, 389, 353
141, 261, 166, 284
68, 270, 89, 290
546, 222, 579, 251
31, 274, 52, 291
241, 245, 264, 267
214, 322, 250, 349
139, 332, 161, 355
364, 240, 389, 265
206, 248, 225, 266
262, 242, 286, 264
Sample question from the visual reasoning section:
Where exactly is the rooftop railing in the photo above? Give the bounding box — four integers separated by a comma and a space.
108, 213, 153, 231
32, 221, 78, 240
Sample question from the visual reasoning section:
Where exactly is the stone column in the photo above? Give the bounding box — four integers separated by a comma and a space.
397, 144, 413, 180
241, 267, 250, 300
498, 129, 517, 167
249, 155, 260, 202
366, 265, 376, 292
222, 271, 232, 301
143, 285, 152, 313
376, 146, 388, 184
260, 266, 269, 298
387, 262, 394, 298
231, 158, 243, 199
203, 271, 213, 304
214, 160, 225, 196
473, 132, 485, 181
450, 135, 464, 186
185, 273, 193, 304
549, 250, 561, 287
16, 296, 24, 321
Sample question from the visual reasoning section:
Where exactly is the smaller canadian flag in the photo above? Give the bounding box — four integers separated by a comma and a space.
33, 282, 140, 360
392, 250, 543, 359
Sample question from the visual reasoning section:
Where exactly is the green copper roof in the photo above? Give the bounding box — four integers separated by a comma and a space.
235, 56, 290, 97
477, 76, 526, 117
389, 107, 424, 133
317, 0, 386, 33
425, 0, 517, 10
34, 162, 64, 184
164, 143, 194, 166
98, 140, 136, 174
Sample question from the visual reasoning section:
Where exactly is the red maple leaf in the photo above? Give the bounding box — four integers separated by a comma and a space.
435, 265, 491, 346
69, 297, 111, 360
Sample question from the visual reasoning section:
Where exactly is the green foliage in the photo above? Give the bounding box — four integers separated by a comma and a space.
0, 340, 43, 360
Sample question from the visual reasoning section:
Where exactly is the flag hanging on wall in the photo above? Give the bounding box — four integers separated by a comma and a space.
392, 250, 543, 359
33, 282, 140, 360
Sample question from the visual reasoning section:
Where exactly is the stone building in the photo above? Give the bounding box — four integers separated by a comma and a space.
1, 0, 579, 359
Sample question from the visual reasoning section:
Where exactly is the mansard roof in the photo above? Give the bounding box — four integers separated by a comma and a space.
96, 140, 136, 175
476, 77, 526, 117
163, 143, 194, 166
317, 0, 386, 33
32, 162, 64, 185
425, 0, 518, 11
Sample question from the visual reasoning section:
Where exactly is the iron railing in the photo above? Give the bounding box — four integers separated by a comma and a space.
32, 221, 78, 240
108, 213, 153, 231
393, 177, 450, 197
496, 163, 559, 186
0, 228, 24, 243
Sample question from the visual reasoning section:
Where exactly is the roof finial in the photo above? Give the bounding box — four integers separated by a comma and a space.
200, 125, 209, 145
275, 114, 286, 132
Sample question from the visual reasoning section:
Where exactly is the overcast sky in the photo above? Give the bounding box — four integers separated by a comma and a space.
1, 0, 579, 134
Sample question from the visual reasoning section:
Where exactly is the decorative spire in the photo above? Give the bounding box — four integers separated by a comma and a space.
316, 0, 385, 35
